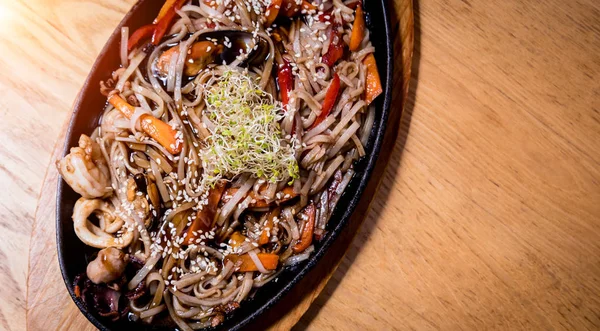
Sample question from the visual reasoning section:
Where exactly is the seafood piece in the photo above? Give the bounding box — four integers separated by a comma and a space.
157, 41, 223, 76
72, 198, 133, 249
156, 31, 270, 77
86, 247, 129, 284
57, 134, 111, 198
203, 30, 270, 66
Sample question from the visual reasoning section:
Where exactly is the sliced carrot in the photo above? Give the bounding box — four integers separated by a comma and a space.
108, 94, 183, 155
292, 202, 315, 253
308, 73, 340, 129
229, 231, 248, 249
155, 0, 179, 23
349, 5, 365, 51
259, 207, 280, 245
265, 0, 282, 26
363, 53, 383, 105
141, 116, 183, 155
108, 93, 135, 117
221, 186, 298, 208
182, 183, 226, 245
226, 253, 279, 272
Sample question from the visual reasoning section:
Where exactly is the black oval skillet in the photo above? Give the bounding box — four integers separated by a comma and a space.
56, 0, 393, 329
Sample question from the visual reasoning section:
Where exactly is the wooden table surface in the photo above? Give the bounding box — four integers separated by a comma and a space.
1, 0, 599, 329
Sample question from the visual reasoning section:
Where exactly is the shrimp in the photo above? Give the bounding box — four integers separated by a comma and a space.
72, 198, 133, 249
57, 134, 112, 198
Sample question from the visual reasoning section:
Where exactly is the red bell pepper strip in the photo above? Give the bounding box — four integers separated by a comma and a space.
152, 0, 187, 45
317, 8, 333, 22
127, 0, 187, 50
321, 23, 345, 67
308, 73, 340, 129
292, 202, 316, 253
277, 58, 295, 134
127, 24, 156, 50
277, 59, 293, 107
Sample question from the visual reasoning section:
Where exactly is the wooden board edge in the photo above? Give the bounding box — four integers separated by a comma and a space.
25, 0, 414, 328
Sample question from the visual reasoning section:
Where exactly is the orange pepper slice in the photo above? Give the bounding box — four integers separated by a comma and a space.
363, 53, 383, 105
226, 253, 279, 272
349, 5, 365, 51
108, 94, 183, 155
292, 202, 315, 253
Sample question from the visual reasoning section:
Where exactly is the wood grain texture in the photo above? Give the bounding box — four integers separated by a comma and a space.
0, 0, 597, 329
0, 0, 133, 330
295, 0, 600, 330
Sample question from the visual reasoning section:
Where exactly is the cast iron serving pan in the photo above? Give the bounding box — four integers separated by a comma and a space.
56, 0, 393, 329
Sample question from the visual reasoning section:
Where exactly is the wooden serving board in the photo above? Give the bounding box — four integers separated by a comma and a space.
26, 1, 413, 329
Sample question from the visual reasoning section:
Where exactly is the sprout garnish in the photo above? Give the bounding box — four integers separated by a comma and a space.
200, 69, 299, 186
